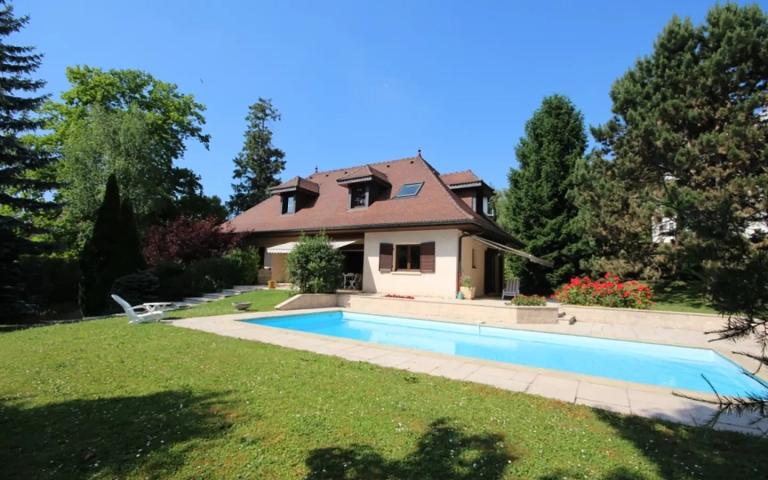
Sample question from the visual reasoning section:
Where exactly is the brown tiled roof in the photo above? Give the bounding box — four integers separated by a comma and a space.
337, 165, 389, 185
440, 170, 481, 186
269, 176, 320, 194
226, 155, 519, 245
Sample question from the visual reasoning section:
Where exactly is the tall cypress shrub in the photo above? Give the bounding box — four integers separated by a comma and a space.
79, 174, 145, 316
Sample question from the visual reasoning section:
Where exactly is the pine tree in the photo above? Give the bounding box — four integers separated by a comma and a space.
498, 95, 590, 293
0, 1, 58, 321
594, 3, 768, 416
78, 174, 145, 316
227, 98, 286, 215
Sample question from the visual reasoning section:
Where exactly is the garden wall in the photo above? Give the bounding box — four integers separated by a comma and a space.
557, 305, 725, 332
336, 294, 559, 325
275, 294, 338, 310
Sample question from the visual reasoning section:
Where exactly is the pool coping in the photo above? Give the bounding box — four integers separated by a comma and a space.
169, 308, 768, 436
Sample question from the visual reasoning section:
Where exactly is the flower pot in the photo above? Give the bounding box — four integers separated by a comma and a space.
232, 301, 252, 311
460, 286, 476, 300
267, 280, 276, 289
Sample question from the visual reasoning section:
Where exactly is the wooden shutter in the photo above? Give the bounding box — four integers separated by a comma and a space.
420, 241, 435, 273
379, 243, 393, 272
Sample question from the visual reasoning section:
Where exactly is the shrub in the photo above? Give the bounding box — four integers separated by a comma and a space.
190, 257, 241, 292
19, 255, 80, 306
110, 271, 160, 307
461, 275, 473, 288
553, 273, 654, 309
143, 215, 243, 267
507, 294, 547, 307
223, 247, 260, 284
79, 174, 146, 316
286, 233, 344, 294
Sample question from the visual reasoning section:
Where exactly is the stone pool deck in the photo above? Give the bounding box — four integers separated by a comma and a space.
170, 309, 768, 436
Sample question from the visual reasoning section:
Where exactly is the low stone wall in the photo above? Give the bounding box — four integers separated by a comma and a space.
275, 294, 338, 311
337, 294, 559, 325
558, 304, 724, 332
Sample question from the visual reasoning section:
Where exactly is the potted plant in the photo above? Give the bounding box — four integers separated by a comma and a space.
460, 275, 476, 300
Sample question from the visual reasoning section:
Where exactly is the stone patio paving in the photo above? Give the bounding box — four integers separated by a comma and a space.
170, 309, 768, 436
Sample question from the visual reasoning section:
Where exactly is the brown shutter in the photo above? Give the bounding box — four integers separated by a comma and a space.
379, 243, 393, 272
420, 241, 435, 273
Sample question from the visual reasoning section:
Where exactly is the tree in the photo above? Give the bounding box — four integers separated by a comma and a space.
593, 3, 768, 417
35, 66, 215, 252
58, 106, 166, 225
0, 1, 58, 321
228, 98, 286, 215
286, 233, 344, 294
498, 94, 591, 293
78, 174, 145, 316
142, 215, 242, 267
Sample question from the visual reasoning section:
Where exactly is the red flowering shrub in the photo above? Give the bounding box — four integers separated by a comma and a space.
143, 215, 243, 267
507, 294, 547, 306
553, 273, 654, 309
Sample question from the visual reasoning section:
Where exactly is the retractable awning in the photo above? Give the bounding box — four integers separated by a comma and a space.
470, 235, 553, 267
267, 239, 358, 254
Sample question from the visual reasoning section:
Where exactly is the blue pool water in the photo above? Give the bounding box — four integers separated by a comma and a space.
243, 311, 766, 396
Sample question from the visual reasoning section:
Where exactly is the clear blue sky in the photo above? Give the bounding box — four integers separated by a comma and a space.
15, 0, 765, 200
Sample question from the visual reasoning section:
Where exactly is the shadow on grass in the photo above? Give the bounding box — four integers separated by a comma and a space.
304, 417, 514, 480
592, 408, 768, 480
0, 390, 235, 479
539, 467, 648, 479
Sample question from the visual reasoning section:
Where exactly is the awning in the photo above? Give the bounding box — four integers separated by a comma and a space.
470, 235, 553, 267
267, 239, 358, 254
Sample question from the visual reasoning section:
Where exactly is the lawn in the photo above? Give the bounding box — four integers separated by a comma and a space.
166, 289, 292, 319
649, 282, 718, 315
1, 320, 766, 479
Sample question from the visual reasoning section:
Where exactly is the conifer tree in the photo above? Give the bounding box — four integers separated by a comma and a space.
0, 1, 58, 320
79, 174, 144, 316
228, 98, 286, 215
498, 94, 590, 293
593, 3, 768, 416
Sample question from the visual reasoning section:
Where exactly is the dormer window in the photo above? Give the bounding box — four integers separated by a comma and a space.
350, 184, 368, 209
337, 164, 391, 211
282, 194, 295, 215
482, 196, 495, 217
269, 176, 319, 215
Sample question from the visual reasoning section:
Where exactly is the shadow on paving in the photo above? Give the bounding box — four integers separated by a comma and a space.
0, 390, 236, 479
592, 408, 768, 479
304, 417, 514, 480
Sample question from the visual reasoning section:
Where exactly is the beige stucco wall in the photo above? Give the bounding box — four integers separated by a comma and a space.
460, 236, 488, 295
558, 305, 725, 332
363, 229, 460, 298
276, 294, 338, 310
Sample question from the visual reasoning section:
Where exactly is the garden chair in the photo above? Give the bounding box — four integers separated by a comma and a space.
501, 279, 520, 300
111, 295, 164, 324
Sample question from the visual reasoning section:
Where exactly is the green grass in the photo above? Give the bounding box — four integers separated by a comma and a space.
650, 282, 718, 315
1, 320, 766, 479
166, 289, 292, 319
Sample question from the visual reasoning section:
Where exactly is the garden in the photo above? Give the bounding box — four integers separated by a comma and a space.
1, 319, 766, 479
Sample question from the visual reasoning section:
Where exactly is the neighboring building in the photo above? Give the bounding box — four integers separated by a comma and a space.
225, 152, 548, 298
652, 216, 768, 244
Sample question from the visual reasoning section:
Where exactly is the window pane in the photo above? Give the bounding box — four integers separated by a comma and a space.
395, 183, 423, 197
411, 245, 420, 270
286, 195, 295, 214
351, 185, 366, 208
396, 245, 409, 270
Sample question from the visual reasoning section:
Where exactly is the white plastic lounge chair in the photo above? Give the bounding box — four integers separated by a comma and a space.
111, 294, 164, 324
501, 279, 520, 300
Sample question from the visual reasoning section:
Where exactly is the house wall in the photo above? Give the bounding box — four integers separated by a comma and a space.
243, 236, 296, 282
363, 229, 460, 298
460, 236, 488, 295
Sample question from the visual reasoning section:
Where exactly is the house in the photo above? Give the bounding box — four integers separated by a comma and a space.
224, 152, 549, 298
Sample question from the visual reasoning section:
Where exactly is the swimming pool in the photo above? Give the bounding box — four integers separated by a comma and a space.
242, 311, 765, 396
